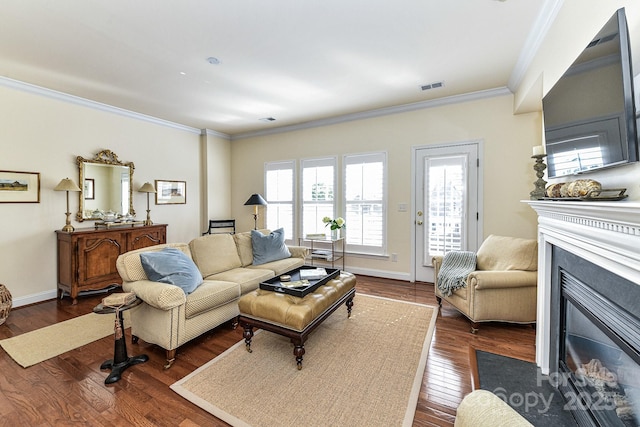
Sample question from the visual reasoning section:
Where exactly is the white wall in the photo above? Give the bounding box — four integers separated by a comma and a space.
0, 83, 207, 306
230, 94, 541, 280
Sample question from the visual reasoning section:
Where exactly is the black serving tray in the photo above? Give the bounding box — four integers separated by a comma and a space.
259, 266, 340, 297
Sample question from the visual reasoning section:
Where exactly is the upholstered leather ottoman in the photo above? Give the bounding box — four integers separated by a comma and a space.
237, 271, 356, 369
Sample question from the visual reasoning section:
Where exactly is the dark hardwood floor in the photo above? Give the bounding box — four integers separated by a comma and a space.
0, 276, 535, 426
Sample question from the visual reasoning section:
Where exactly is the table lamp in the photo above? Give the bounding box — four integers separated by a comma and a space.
138, 182, 156, 226
244, 193, 267, 230
54, 178, 81, 232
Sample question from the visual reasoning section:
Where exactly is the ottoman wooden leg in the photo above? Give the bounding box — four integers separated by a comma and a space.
346, 297, 354, 317
292, 339, 305, 370
243, 325, 254, 353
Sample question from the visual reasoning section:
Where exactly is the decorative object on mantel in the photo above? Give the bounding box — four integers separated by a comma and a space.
529, 145, 547, 200
138, 182, 156, 226
0, 284, 12, 325
244, 193, 267, 230
543, 179, 628, 201
54, 178, 82, 232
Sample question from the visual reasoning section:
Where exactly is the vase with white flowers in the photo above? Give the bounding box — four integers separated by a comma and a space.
322, 216, 345, 240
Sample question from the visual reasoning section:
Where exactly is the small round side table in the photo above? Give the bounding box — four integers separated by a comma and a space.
93, 298, 148, 385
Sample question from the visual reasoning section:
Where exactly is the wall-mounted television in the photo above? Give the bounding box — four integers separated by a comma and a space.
542, 8, 639, 178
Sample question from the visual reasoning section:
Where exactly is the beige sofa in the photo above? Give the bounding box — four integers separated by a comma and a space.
433, 235, 538, 333
116, 229, 308, 368
455, 390, 533, 426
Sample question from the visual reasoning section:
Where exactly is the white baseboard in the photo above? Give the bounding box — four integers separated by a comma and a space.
344, 266, 411, 282
12, 290, 58, 308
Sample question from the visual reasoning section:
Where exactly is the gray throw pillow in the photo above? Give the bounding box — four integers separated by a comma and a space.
140, 248, 203, 295
251, 228, 291, 265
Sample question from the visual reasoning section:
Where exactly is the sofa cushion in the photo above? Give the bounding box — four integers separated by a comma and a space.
206, 267, 274, 294
140, 248, 203, 295
247, 256, 306, 276
189, 233, 243, 277
476, 235, 538, 271
251, 228, 291, 265
234, 229, 270, 266
184, 280, 240, 319
117, 243, 192, 282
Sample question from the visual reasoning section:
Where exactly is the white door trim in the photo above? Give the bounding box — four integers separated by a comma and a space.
410, 140, 484, 282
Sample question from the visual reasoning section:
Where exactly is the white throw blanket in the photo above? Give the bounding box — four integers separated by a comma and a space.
437, 251, 477, 297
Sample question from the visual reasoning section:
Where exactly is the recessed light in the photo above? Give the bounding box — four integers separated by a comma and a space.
207, 57, 221, 65
179, 71, 187, 75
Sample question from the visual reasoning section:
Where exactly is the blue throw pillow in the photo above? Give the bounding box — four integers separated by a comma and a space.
251, 228, 291, 265
140, 248, 203, 295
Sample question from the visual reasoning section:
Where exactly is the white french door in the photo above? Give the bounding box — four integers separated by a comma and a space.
412, 141, 482, 282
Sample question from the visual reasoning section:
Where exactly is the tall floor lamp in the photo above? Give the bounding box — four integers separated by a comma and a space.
244, 193, 267, 230
54, 178, 81, 232
138, 182, 156, 226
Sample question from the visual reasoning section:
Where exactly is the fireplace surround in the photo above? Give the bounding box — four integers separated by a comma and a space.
528, 200, 640, 426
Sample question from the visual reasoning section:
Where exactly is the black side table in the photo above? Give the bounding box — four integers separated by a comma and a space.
93, 298, 148, 384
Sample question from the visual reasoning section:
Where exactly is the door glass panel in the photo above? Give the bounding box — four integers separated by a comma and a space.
426, 154, 467, 261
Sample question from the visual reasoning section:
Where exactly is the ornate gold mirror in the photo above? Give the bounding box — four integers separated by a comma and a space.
76, 150, 135, 221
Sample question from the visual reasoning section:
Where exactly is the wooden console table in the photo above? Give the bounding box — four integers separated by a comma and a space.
56, 224, 167, 304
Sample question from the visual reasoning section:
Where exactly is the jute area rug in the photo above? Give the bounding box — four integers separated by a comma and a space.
0, 311, 131, 368
171, 294, 438, 427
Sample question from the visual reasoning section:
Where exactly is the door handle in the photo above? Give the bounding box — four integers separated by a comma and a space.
416, 220, 423, 226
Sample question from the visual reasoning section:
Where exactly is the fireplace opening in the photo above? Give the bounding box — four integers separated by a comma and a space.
558, 269, 640, 427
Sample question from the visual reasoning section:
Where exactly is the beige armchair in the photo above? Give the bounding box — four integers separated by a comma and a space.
433, 235, 538, 333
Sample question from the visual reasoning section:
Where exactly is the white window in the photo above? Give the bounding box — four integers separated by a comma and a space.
265, 161, 295, 241
344, 152, 386, 255
301, 157, 336, 238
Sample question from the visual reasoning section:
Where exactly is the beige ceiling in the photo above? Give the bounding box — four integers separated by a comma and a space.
0, 1, 553, 136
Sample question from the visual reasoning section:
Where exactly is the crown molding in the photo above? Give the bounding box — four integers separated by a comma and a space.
231, 87, 512, 141
0, 75, 202, 135
508, 0, 564, 92
202, 128, 231, 139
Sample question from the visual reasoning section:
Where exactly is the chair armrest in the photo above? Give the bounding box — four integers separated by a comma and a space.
122, 280, 186, 310
468, 270, 537, 290
287, 245, 310, 259
432, 256, 444, 275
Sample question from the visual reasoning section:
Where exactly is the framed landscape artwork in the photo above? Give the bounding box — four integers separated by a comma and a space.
155, 179, 186, 205
0, 170, 40, 203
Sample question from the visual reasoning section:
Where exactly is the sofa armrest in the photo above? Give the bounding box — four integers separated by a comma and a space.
287, 245, 309, 259
432, 255, 444, 275
122, 280, 186, 310
468, 270, 537, 291
455, 390, 532, 427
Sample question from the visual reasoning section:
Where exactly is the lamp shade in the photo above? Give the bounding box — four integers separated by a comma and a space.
244, 193, 267, 206
138, 182, 156, 193
54, 178, 81, 192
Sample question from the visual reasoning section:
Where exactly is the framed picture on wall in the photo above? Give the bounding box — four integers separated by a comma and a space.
84, 178, 95, 200
0, 170, 40, 203
155, 179, 186, 205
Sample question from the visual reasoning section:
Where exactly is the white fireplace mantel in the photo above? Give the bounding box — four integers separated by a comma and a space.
525, 200, 640, 374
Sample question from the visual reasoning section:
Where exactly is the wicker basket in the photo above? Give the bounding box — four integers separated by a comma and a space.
0, 284, 12, 325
